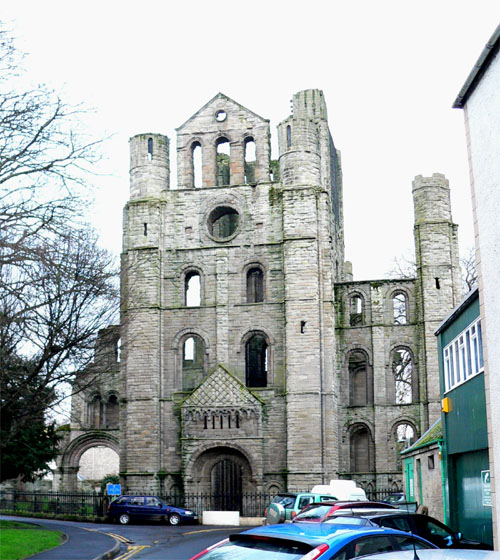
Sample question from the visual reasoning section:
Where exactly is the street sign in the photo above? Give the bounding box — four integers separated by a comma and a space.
481, 470, 491, 507
107, 483, 121, 496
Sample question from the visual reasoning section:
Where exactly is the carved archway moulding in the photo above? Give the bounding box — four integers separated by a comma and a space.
60, 432, 119, 469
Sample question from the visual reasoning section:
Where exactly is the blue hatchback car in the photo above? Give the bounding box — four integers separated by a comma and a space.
108, 495, 198, 525
189, 521, 437, 559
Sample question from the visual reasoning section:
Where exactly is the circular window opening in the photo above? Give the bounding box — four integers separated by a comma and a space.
215, 110, 227, 122
208, 206, 239, 240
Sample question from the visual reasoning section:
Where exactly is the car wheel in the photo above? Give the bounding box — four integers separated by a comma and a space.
119, 513, 131, 525
169, 513, 181, 526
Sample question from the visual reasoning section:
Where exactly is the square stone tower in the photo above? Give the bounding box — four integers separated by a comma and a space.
120, 90, 344, 494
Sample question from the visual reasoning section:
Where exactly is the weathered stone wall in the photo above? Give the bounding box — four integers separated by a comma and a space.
61, 92, 462, 496
335, 279, 422, 486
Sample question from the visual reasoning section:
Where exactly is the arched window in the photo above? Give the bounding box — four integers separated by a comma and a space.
105, 394, 119, 428
350, 424, 374, 473
185, 271, 201, 307
191, 141, 202, 188
393, 292, 408, 324
286, 125, 292, 148
245, 333, 268, 387
147, 137, 153, 161
246, 267, 264, 303
182, 335, 205, 391
116, 338, 121, 363
348, 350, 372, 405
394, 423, 416, 469
88, 394, 102, 428
350, 294, 364, 326
216, 137, 230, 186
393, 348, 414, 404
244, 137, 256, 184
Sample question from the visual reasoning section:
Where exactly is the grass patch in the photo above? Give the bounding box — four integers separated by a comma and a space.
0, 521, 38, 529
0, 520, 63, 560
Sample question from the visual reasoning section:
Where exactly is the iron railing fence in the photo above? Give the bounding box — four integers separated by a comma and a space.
0, 490, 104, 517
162, 491, 276, 517
364, 488, 402, 502
0, 486, 403, 519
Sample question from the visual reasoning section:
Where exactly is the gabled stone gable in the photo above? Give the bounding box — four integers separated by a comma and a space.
181, 365, 264, 443
175, 92, 269, 132
181, 364, 262, 412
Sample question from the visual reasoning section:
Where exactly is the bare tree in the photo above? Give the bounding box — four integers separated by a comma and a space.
0, 25, 103, 269
0, 24, 118, 481
386, 254, 417, 279
388, 247, 478, 296
461, 246, 478, 293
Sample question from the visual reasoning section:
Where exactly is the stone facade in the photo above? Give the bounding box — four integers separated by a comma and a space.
56, 326, 121, 490
61, 90, 462, 496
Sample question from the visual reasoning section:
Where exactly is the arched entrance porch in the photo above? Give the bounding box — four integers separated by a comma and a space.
185, 445, 256, 511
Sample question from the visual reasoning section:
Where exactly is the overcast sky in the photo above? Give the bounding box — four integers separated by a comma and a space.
4, 1, 500, 280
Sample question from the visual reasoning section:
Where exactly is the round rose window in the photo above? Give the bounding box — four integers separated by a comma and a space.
215, 110, 227, 122
208, 206, 239, 240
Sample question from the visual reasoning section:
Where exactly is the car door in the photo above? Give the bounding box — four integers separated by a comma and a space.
145, 496, 164, 520
376, 514, 414, 534
128, 496, 147, 518
413, 515, 456, 547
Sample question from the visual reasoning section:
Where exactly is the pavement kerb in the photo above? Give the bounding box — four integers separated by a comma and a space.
91, 537, 121, 560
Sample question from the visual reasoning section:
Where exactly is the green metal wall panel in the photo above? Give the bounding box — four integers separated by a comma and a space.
439, 295, 480, 348
436, 292, 479, 397
451, 449, 492, 546
445, 373, 488, 454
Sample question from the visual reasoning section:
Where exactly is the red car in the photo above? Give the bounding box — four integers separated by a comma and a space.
292, 500, 397, 522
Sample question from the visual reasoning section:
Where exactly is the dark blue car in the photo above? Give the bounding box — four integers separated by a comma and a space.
108, 495, 198, 525
190, 521, 437, 559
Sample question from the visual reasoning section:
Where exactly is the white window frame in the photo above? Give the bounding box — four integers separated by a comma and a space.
443, 318, 483, 392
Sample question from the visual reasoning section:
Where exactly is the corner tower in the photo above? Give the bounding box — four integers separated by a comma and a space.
277, 89, 344, 488
413, 173, 462, 424
120, 133, 169, 491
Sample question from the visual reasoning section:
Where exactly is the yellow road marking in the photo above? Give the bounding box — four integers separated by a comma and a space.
106, 532, 134, 544
113, 545, 150, 560
82, 527, 134, 545
182, 527, 238, 535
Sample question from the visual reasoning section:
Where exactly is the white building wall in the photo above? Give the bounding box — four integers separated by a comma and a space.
463, 44, 500, 547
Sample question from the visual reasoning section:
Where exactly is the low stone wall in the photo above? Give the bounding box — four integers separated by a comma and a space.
201, 512, 265, 526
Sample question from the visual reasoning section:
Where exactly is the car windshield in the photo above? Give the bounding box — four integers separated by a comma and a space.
325, 516, 374, 526
295, 504, 332, 520
201, 536, 314, 559
385, 494, 404, 503
272, 495, 296, 508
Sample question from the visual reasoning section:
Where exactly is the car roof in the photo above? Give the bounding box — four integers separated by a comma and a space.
331, 508, 408, 516
362, 511, 422, 518
119, 495, 161, 499
303, 500, 396, 508
358, 550, 500, 559
241, 522, 432, 547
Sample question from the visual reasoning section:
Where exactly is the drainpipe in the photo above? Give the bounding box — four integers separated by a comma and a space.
438, 440, 448, 525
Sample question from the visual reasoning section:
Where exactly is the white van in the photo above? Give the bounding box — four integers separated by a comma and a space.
310, 479, 367, 501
